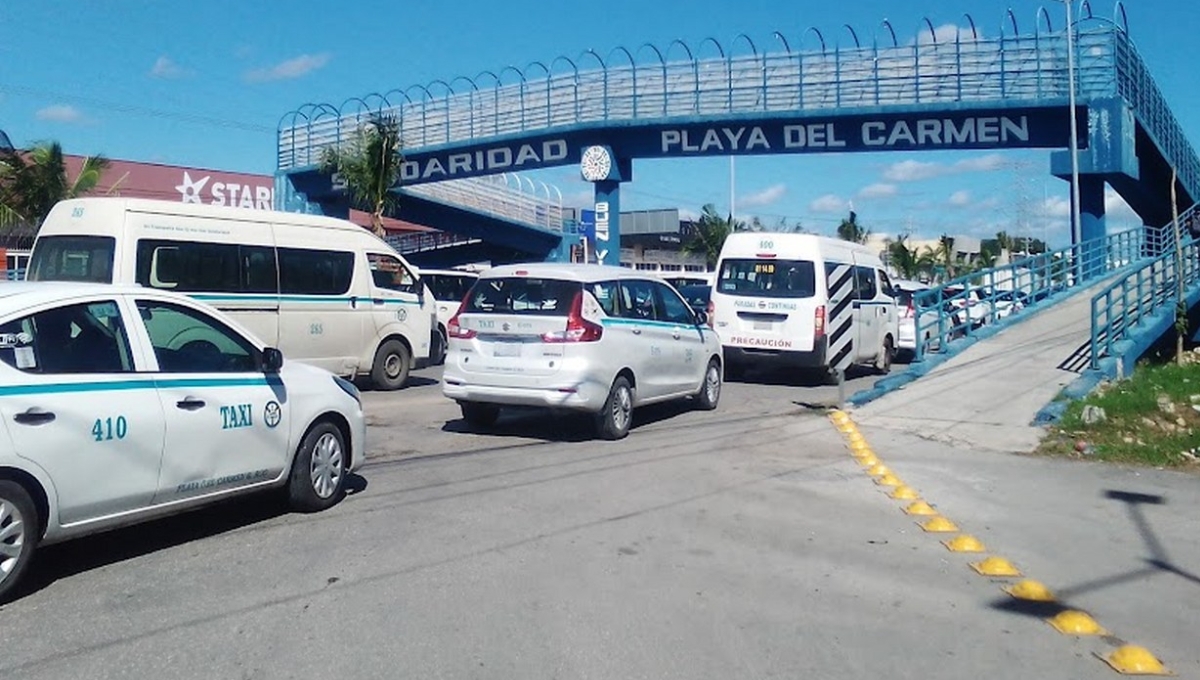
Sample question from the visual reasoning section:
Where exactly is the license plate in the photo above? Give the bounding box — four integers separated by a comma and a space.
753, 321, 773, 331
492, 342, 522, 357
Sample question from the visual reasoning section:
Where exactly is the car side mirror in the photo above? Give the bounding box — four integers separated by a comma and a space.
261, 347, 284, 373
694, 311, 709, 326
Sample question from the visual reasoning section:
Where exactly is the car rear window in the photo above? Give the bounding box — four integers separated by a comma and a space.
717, 259, 816, 299
462, 277, 582, 315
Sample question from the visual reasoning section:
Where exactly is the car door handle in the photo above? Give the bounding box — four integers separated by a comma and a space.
373, 298, 385, 306
13, 408, 55, 425
672, 330, 681, 339
631, 328, 642, 335
176, 398, 206, 411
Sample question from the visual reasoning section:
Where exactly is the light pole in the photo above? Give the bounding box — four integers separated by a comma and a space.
1064, 0, 1084, 281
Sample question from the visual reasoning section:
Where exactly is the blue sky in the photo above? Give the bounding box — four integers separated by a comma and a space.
2, 1, 1198, 247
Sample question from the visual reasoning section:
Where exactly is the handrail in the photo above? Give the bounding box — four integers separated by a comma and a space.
1089, 203, 1200, 369
911, 224, 1157, 360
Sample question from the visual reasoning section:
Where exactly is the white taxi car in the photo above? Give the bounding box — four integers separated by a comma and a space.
442, 264, 724, 440
0, 283, 366, 599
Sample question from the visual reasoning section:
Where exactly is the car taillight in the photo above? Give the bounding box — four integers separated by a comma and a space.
705, 299, 715, 328
903, 300, 914, 319
446, 291, 476, 339
542, 291, 603, 343
814, 305, 826, 338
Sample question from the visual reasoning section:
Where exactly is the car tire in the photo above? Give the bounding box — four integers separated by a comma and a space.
460, 402, 500, 428
371, 339, 411, 391
431, 327, 448, 366
0, 481, 39, 601
876, 337, 894, 374
694, 359, 722, 411
595, 376, 634, 440
287, 421, 348, 513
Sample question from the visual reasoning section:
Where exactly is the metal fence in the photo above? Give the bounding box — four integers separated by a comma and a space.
403, 174, 564, 233
911, 225, 1156, 360
4, 269, 25, 281
1089, 204, 1200, 370
386, 231, 481, 254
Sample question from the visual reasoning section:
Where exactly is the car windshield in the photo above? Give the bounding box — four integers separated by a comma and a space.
717, 259, 816, 299
677, 285, 711, 307
27, 236, 116, 283
461, 277, 582, 315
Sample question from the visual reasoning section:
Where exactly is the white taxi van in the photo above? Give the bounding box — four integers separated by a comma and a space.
710, 233, 898, 379
415, 267, 481, 364
28, 197, 436, 389
442, 264, 723, 439
0, 283, 366, 599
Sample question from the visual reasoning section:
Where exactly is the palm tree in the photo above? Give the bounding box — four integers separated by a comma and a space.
0, 141, 111, 230
886, 235, 922, 279
319, 114, 404, 237
920, 234, 958, 283
836, 211, 870, 244
683, 203, 742, 269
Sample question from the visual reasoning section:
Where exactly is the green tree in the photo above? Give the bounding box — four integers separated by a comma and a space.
319, 114, 404, 237
994, 230, 1013, 255
919, 234, 958, 283
683, 203, 742, 269
886, 235, 922, 279
0, 141, 111, 230
836, 211, 870, 244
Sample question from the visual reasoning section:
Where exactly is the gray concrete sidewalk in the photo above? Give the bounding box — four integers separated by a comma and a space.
855, 285, 1104, 453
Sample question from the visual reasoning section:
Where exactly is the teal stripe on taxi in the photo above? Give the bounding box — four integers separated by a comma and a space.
601, 317, 702, 330
189, 294, 419, 306
0, 376, 271, 397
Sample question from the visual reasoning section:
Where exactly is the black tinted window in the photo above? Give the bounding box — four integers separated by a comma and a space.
279, 248, 354, 295
28, 236, 115, 283
136, 240, 277, 294
717, 259, 816, 299
854, 267, 878, 300
616, 280, 659, 320
425, 274, 477, 301
655, 282, 695, 324
462, 277, 581, 315
0, 301, 133, 374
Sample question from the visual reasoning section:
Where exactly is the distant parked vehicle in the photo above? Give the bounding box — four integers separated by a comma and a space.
417, 268, 481, 364
676, 284, 711, 316
992, 290, 1029, 319
943, 285, 994, 327
662, 273, 714, 289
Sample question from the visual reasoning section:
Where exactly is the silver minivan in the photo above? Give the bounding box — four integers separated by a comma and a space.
441, 264, 724, 439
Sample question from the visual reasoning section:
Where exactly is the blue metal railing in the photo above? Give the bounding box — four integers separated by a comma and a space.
3, 269, 25, 281
276, 11, 1200, 205
386, 231, 481, 254
1089, 204, 1200, 369
911, 225, 1158, 361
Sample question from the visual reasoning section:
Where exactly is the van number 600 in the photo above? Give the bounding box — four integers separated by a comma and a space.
92, 416, 128, 442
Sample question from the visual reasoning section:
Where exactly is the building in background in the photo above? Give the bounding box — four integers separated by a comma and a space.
565, 207, 707, 272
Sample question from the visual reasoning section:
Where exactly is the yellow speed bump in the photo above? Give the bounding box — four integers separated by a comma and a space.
889, 485, 920, 500
1003, 579, 1056, 602
856, 453, 879, 467
846, 431, 866, 444
849, 439, 872, 453
1099, 645, 1172, 675
866, 463, 890, 477
969, 556, 1022, 577
836, 420, 857, 433
919, 516, 959, 533
829, 410, 850, 424
903, 500, 938, 516
1047, 610, 1107, 636
941, 534, 986, 552
875, 473, 903, 487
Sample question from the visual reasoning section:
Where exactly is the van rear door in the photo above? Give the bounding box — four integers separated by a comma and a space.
713, 258, 819, 353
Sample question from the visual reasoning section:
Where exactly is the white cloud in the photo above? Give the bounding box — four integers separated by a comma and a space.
678, 208, 701, 222
810, 194, 846, 214
245, 53, 331, 83
858, 183, 898, 199
739, 183, 786, 208
948, 190, 972, 207
882, 153, 1008, 183
1104, 187, 1139, 221
150, 56, 187, 79
1040, 195, 1071, 218
35, 105, 83, 123
916, 23, 981, 45
562, 189, 593, 208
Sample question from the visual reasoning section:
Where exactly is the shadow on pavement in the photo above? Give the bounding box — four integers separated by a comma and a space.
2, 474, 369, 605
441, 400, 701, 443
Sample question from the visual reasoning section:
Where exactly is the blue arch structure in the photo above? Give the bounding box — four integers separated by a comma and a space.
277, 3, 1198, 268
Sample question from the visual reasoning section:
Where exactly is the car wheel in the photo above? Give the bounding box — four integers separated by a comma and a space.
876, 337, 894, 374
287, 421, 348, 513
694, 359, 721, 411
596, 377, 634, 440
431, 327, 448, 366
371, 339, 411, 390
460, 402, 500, 428
0, 481, 37, 601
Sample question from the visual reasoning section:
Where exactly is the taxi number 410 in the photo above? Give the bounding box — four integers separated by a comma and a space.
92, 416, 128, 442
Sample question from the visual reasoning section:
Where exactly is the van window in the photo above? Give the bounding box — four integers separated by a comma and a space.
878, 270, 896, 297
425, 274, 476, 302
278, 248, 354, 296
462, 277, 581, 316
135, 240, 277, 294
717, 259, 816, 299
27, 236, 115, 283
854, 267, 878, 300
367, 253, 418, 294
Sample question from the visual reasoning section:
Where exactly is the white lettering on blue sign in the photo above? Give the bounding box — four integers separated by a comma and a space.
402, 140, 568, 181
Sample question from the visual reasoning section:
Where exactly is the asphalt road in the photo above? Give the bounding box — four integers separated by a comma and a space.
0, 365, 1120, 679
